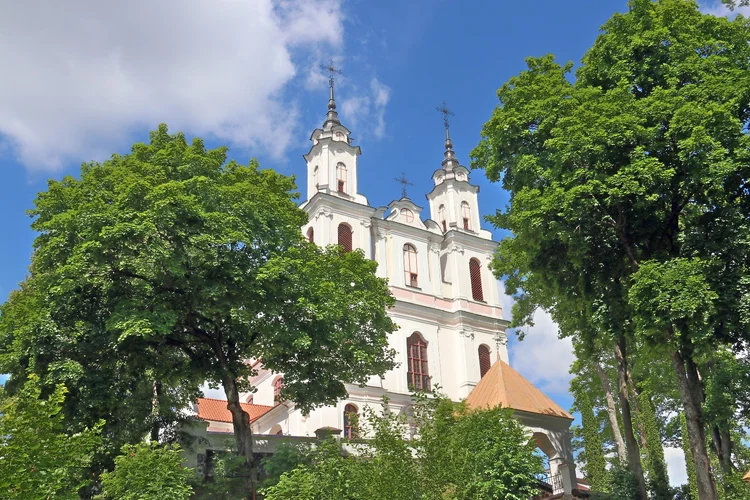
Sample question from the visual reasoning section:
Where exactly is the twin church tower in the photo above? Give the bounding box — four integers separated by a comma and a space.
193, 67, 577, 494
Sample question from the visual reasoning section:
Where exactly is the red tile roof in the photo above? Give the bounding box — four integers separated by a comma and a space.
465, 360, 573, 420
196, 398, 274, 424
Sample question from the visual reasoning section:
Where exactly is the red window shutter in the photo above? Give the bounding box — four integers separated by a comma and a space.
478, 345, 491, 378
338, 223, 352, 252
343, 404, 358, 440
307, 227, 314, 243
407, 333, 430, 392
470, 259, 484, 301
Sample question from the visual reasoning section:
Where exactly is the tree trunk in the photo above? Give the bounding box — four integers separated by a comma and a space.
613, 335, 648, 499
222, 374, 256, 500
150, 380, 162, 442
593, 362, 628, 465
720, 428, 732, 474
670, 345, 717, 500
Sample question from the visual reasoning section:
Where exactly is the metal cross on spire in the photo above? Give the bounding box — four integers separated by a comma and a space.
394, 172, 414, 199
436, 101, 455, 130
320, 58, 342, 88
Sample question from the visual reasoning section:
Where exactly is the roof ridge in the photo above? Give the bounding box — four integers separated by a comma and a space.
197, 397, 273, 409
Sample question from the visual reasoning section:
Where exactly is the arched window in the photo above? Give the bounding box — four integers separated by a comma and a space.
306, 227, 314, 243
335, 131, 345, 141
337, 163, 347, 193
469, 258, 484, 301
407, 333, 430, 391
403, 244, 418, 287
343, 404, 358, 440
313, 166, 319, 190
338, 223, 352, 252
400, 208, 414, 223
461, 202, 471, 230
273, 376, 284, 404
438, 205, 446, 232
246, 394, 254, 404
478, 344, 491, 378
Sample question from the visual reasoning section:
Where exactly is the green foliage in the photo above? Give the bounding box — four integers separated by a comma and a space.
576, 389, 609, 493
263, 394, 542, 500
262, 438, 352, 500
191, 453, 248, 500
637, 391, 670, 499
260, 442, 312, 490
97, 443, 193, 500
0, 374, 102, 499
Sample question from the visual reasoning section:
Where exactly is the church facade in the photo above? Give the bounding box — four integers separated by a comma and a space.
187, 81, 579, 495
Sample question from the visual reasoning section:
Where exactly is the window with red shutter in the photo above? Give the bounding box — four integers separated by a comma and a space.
438, 204, 447, 232
273, 376, 284, 404
478, 344, 491, 378
343, 404, 358, 439
407, 333, 430, 391
403, 244, 418, 287
338, 223, 352, 252
462, 202, 471, 230
337, 163, 347, 193
469, 258, 484, 301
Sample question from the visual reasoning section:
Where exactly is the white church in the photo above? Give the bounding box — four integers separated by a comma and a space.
185, 78, 579, 496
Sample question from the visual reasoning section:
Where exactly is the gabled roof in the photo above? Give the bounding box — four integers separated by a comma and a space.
196, 398, 274, 424
465, 360, 573, 420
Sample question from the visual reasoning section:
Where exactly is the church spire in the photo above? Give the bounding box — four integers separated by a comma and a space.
436, 101, 459, 171
321, 59, 342, 128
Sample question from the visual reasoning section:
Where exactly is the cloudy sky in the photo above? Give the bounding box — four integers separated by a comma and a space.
1, 0, 746, 486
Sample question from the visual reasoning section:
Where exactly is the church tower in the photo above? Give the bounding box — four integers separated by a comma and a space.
301, 62, 373, 257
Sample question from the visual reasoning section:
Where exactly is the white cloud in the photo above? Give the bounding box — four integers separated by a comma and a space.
699, 1, 750, 16
0, 0, 343, 171
497, 281, 575, 396
340, 77, 390, 140
664, 446, 688, 487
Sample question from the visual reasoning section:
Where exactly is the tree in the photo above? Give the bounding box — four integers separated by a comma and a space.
471, 1, 750, 498
97, 443, 193, 500
4, 125, 397, 495
0, 374, 102, 499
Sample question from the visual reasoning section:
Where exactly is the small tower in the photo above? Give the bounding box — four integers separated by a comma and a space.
426, 103, 481, 234
303, 60, 366, 206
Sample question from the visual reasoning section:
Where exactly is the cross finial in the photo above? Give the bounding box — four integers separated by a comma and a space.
320, 58, 342, 89
436, 101, 455, 130
394, 172, 414, 199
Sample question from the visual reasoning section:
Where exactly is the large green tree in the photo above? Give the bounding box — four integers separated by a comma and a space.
471, 1, 750, 498
0, 125, 397, 495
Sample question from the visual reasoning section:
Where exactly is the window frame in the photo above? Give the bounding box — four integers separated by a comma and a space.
469, 258, 484, 302
461, 201, 471, 230
273, 376, 284, 404
478, 344, 491, 378
343, 404, 358, 440
407, 333, 430, 392
336, 163, 347, 193
403, 244, 418, 288
338, 223, 353, 252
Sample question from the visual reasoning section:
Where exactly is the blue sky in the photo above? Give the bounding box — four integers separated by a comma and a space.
1, 0, 744, 483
